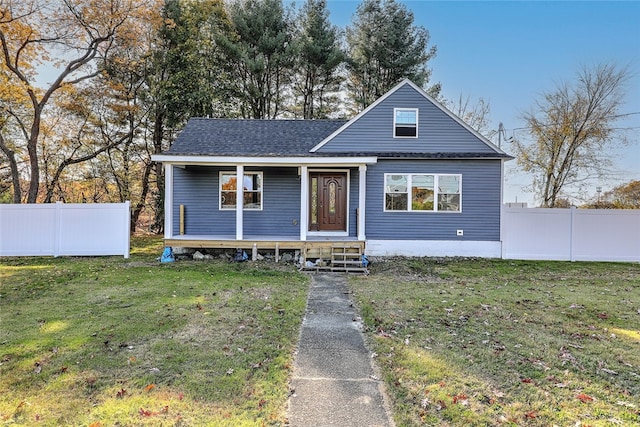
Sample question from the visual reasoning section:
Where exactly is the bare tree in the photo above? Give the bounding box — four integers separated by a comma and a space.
512, 64, 630, 207
444, 94, 494, 140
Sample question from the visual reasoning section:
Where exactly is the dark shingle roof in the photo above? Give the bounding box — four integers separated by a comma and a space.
163, 118, 513, 159
166, 118, 346, 156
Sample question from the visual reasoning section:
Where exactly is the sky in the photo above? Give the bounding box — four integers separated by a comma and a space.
322, 0, 640, 205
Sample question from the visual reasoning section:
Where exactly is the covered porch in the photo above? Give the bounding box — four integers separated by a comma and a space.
157, 156, 377, 267
160, 157, 376, 242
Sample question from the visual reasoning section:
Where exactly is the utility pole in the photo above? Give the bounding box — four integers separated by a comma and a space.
498, 122, 512, 148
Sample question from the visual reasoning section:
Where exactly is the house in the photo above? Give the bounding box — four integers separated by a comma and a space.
151, 79, 512, 264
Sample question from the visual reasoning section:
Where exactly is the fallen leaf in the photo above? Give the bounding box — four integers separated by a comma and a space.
139, 408, 153, 416
576, 393, 594, 403
377, 330, 392, 338
521, 378, 533, 384
452, 394, 468, 404
89, 422, 101, 427
116, 388, 127, 398
145, 383, 155, 392
524, 411, 537, 419
597, 313, 609, 319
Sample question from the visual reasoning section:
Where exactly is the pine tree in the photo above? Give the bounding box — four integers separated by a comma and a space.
346, 0, 439, 111
218, 0, 295, 119
292, 0, 345, 119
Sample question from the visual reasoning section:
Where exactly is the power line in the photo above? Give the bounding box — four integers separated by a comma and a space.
498, 111, 640, 134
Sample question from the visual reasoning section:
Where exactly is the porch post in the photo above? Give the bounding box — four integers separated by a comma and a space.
299, 165, 308, 241
164, 164, 173, 240
236, 164, 243, 240
358, 165, 366, 241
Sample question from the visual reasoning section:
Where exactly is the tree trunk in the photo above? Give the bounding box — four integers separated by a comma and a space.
130, 160, 153, 233
26, 116, 41, 203
0, 135, 22, 203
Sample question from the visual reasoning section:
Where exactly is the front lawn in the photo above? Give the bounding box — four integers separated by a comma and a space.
2, 238, 638, 426
349, 258, 640, 426
0, 236, 308, 426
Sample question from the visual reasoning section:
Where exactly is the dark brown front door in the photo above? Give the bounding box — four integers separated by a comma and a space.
309, 172, 347, 232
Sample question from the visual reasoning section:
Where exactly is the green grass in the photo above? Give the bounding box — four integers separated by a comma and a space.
0, 236, 308, 426
349, 258, 640, 427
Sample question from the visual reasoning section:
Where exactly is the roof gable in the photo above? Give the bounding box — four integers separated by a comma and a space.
311, 79, 507, 156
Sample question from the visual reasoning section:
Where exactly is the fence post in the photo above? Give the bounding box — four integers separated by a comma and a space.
54, 202, 62, 257
569, 206, 576, 262
124, 201, 131, 259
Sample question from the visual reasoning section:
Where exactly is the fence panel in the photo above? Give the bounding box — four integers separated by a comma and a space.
502, 207, 640, 262
572, 209, 640, 262
0, 202, 130, 258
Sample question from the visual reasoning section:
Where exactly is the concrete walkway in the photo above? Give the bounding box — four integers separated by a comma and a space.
287, 274, 394, 427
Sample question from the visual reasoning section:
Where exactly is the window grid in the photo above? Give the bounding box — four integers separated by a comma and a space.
219, 171, 263, 210
384, 173, 461, 212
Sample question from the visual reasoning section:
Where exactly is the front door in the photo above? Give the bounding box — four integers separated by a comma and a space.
309, 172, 347, 232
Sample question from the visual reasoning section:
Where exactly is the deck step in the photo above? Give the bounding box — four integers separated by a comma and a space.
300, 242, 368, 274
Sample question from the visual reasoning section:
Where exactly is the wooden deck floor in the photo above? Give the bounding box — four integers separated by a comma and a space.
164, 235, 365, 263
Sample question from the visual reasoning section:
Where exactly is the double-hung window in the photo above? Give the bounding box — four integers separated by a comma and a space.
220, 172, 263, 210
394, 108, 418, 137
384, 173, 461, 212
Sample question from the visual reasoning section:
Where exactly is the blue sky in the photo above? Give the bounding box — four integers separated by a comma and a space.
323, 0, 640, 205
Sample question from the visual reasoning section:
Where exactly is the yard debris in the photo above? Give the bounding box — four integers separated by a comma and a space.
558, 347, 582, 370
158, 247, 174, 263
598, 360, 618, 375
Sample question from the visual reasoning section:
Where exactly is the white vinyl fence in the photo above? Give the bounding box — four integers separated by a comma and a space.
0, 202, 130, 258
502, 207, 640, 262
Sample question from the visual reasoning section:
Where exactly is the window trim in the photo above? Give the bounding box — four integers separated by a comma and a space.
393, 108, 418, 138
219, 171, 263, 211
383, 173, 462, 213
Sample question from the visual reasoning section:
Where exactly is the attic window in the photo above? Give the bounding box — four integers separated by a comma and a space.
394, 108, 418, 138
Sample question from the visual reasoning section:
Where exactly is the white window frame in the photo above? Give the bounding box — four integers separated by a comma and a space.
393, 108, 418, 138
383, 173, 462, 213
219, 171, 263, 211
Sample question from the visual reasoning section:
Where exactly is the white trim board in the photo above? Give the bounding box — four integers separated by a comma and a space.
151, 155, 378, 166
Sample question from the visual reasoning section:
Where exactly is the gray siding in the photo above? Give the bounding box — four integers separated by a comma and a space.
244, 167, 300, 237
172, 166, 301, 237
172, 166, 234, 236
318, 85, 496, 154
348, 170, 359, 237
365, 160, 502, 241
